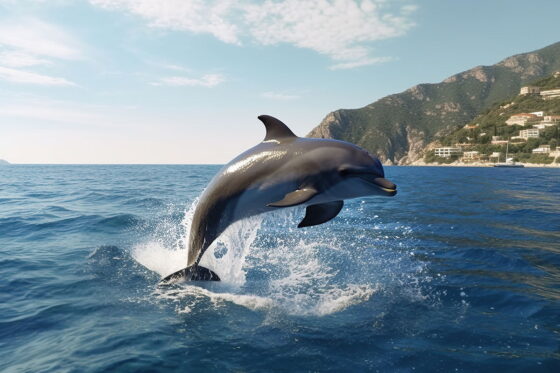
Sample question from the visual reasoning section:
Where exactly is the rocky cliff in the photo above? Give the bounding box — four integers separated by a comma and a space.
307, 41, 560, 164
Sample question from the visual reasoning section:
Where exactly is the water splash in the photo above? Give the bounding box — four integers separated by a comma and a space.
131, 199, 197, 277
200, 215, 263, 286
132, 198, 263, 286
132, 200, 430, 316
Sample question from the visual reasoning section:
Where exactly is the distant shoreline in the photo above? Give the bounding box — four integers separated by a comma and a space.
2, 162, 559, 168
402, 162, 560, 168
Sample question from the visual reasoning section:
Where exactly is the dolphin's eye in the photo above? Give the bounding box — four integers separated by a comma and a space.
338, 166, 350, 176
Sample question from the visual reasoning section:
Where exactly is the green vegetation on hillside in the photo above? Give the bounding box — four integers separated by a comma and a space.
427, 73, 560, 164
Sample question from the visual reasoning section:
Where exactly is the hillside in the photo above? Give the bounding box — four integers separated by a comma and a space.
424, 73, 560, 164
307, 41, 560, 164
0, 159, 10, 165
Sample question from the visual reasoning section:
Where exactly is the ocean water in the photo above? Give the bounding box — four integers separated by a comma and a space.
0, 165, 559, 372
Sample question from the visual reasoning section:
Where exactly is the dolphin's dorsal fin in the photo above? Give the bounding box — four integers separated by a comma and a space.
258, 115, 297, 142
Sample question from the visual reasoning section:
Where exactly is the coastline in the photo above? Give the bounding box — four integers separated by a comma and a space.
404, 161, 560, 168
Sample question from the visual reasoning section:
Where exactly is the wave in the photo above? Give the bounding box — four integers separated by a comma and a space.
0, 213, 143, 238
95, 214, 141, 230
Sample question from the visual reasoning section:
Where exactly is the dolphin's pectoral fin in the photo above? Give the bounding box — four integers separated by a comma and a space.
298, 200, 344, 228
159, 265, 220, 286
267, 187, 318, 207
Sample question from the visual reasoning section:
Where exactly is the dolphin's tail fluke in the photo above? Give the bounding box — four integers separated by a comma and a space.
159, 265, 220, 286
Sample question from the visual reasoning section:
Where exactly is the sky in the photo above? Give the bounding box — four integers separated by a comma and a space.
1, 0, 559, 164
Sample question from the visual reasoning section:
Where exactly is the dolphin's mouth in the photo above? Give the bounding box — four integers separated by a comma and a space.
371, 177, 397, 196
340, 167, 397, 196
356, 174, 397, 196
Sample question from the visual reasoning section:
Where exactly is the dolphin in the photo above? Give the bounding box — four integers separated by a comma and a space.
160, 115, 397, 284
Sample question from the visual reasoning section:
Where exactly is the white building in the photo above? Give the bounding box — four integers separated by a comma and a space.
532, 115, 560, 129
463, 124, 479, 129
491, 136, 509, 145
510, 136, 527, 141
434, 147, 462, 158
519, 128, 540, 139
520, 86, 540, 95
462, 151, 480, 160
541, 89, 560, 100
532, 145, 551, 154
543, 115, 560, 123
533, 122, 556, 129
530, 111, 544, 117
506, 113, 539, 126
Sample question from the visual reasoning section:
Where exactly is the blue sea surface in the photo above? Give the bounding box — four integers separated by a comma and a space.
1, 165, 559, 372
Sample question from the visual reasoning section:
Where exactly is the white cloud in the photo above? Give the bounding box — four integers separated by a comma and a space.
0, 18, 83, 85
90, 0, 241, 44
262, 91, 300, 100
330, 56, 394, 70
0, 66, 76, 86
0, 50, 51, 67
152, 73, 225, 87
90, 0, 416, 69
0, 18, 82, 60
245, 0, 413, 68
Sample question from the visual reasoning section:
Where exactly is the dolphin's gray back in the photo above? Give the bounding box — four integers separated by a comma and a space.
188, 141, 300, 266
187, 134, 373, 266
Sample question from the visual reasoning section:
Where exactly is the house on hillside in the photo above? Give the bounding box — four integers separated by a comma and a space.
491, 136, 509, 145
541, 89, 560, 100
510, 135, 527, 142
531, 115, 559, 129
543, 115, 560, 123
462, 151, 480, 161
532, 145, 551, 154
520, 86, 540, 95
519, 128, 540, 139
434, 147, 462, 158
505, 113, 539, 126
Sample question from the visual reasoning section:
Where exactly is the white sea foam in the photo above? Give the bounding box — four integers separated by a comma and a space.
153, 285, 274, 314
132, 200, 426, 317
131, 199, 197, 277
132, 240, 188, 278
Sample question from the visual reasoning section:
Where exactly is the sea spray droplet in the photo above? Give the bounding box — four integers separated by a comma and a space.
199, 215, 264, 287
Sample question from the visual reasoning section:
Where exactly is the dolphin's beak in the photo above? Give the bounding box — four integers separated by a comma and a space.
370, 177, 397, 196
340, 166, 397, 196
